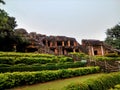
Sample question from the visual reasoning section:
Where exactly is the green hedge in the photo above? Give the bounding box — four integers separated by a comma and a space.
109, 84, 120, 90
105, 53, 119, 57
69, 52, 89, 60
0, 56, 73, 65
93, 56, 120, 61
14, 57, 58, 64
0, 52, 55, 58
0, 52, 74, 64
64, 72, 120, 90
0, 66, 100, 89
0, 61, 86, 72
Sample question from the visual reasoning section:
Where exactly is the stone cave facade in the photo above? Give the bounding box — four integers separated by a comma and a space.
15, 28, 120, 56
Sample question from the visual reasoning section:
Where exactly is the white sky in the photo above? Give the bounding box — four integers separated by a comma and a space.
1, 0, 120, 43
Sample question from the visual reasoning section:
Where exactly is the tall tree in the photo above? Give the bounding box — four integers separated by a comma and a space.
0, 0, 5, 5
0, 0, 30, 52
105, 24, 120, 49
0, 0, 18, 51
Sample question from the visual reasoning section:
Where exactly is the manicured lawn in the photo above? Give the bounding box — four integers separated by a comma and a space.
13, 73, 103, 90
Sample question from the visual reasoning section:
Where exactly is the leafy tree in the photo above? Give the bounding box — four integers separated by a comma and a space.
0, 0, 5, 5
0, 0, 30, 52
0, 9, 17, 51
0, 0, 17, 51
0, 10, 17, 30
105, 24, 120, 49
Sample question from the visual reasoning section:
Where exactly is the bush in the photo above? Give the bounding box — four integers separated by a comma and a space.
93, 56, 120, 61
58, 56, 73, 63
0, 52, 74, 65
69, 52, 89, 60
0, 64, 11, 67
0, 52, 55, 58
64, 72, 120, 90
0, 57, 15, 65
105, 53, 119, 57
0, 66, 100, 89
110, 84, 120, 90
0, 61, 86, 72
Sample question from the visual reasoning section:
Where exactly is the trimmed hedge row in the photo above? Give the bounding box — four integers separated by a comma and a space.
0, 61, 86, 72
0, 56, 73, 65
64, 72, 120, 90
109, 84, 120, 90
0, 66, 100, 89
0, 52, 55, 58
93, 56, 120, 61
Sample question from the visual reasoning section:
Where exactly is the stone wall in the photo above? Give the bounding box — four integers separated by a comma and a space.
90, 60, 119, 72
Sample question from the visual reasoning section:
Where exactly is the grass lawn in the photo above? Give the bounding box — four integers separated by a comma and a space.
12, 73, 104, 90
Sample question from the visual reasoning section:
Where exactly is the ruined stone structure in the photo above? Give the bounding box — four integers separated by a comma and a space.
82, 39, 120, 56
26, 35, 120, 55
41, 36, 82, 55
15, 29, 81, 54
15, 28, 120, 56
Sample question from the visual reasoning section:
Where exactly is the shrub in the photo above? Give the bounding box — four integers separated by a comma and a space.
0, 52, 74, 65
0, 66, 100, 89
93, 56, 120, 61
0, 57, 14, 64
58, 56, 73, 63
0, 61, 86, 72
64, 72, 120, 90
69, 52, 89, 60
105, 53, 119, 57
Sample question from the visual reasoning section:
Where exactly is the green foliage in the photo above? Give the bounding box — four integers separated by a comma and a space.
0, 61, 86, 72
0, 0, 5, 5
105, 53, 119, 57
58, 56, 73, 63
69, 52, 89, 60
105, 24, 120, 49
0, 9, 17, 33
93, 56, 120, 61
0, 52, 55, 57
0, 1, 29, 52
0, 52, 88, 72
0, 66, 100, 89
110, 84, 120, 90
64, 72, 120, 90
0, 52, 74, 65
0, 7, 18, 51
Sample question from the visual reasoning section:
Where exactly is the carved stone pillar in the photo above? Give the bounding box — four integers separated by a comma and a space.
55, 41, 57, 47
91, 46, 94, 56
88, 46, 93, 56
60, 47, 63, 55
50, 42, 53, 47
74, 42, 77, 46
62, 41, 65, 46
101, 45, 104, 56
54, 49, 58, 54
68, 40, 70, 47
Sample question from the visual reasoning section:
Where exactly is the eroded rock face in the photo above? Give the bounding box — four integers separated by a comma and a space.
15, 28, 119, 55
15, 28, 82, 54
41, 36, 81, 55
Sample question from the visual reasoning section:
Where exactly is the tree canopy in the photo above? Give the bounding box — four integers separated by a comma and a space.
105, 24, 120, 49
0, 0, 29, 52
0, 0, 5, 5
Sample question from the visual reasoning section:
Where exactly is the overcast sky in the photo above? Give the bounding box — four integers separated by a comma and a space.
2, 0, 120, 43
